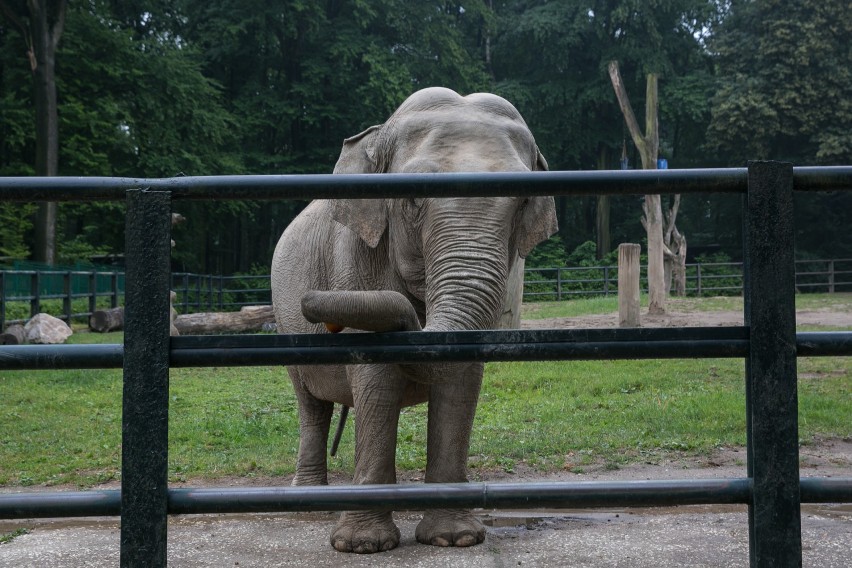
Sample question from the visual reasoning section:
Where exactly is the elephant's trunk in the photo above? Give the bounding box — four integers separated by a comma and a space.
301, 290, 422, 332
422, 215, 509, 333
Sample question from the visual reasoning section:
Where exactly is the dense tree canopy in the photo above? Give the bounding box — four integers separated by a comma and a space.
1, 0, 849, 272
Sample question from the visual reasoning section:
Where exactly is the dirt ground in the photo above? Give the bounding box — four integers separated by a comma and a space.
521, 304, 852, 330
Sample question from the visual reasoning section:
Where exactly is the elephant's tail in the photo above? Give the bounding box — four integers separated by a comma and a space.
301, 290, 422, 333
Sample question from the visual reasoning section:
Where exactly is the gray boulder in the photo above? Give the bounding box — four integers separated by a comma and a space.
24, 313, 73, 344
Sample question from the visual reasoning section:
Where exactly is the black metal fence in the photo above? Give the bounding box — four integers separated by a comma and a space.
525, 258, 852, 300
5, 257, 851, 328
1, 165, 851, 568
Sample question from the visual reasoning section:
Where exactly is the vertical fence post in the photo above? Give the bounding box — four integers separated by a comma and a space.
828, 260, 835, 293
30, 272, 40, 318
121, 189, 172, 568
618, 243, 641, 327
63, 271, 73, 322
89, 272, 97, 317
0, 271, 5, 331
111, 273, 119, 309
552, 268, 559, 301
743, 161, 801, 567
696, 264, 702, 296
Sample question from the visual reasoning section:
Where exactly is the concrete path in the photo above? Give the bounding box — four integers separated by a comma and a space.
2, 503, 850, 567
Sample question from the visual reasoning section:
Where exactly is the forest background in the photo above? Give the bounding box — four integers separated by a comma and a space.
1, 0, 850, 276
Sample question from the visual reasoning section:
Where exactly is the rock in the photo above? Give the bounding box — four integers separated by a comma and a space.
24, 313, 73, 344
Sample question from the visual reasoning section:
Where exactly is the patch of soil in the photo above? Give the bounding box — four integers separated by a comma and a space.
522, 307, 852, 330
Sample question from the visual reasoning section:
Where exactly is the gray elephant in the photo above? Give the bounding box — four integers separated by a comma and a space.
271, 87, 557, 553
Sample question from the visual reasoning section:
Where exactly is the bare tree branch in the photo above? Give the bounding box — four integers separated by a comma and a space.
608, 61, 647, 157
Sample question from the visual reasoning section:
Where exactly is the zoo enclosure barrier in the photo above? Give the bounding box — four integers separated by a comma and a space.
4, 257, 851, 328
523, 257, 852, 300
0, 164, 850, 568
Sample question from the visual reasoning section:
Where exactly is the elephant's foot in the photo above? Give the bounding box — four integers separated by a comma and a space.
290, 473, 327, 486
330, 511, 400, 554
415, 509, 486, 547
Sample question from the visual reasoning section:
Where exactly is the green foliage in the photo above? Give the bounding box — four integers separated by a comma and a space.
707, 0, 852, 165
0, 203, 35, 258
525, 240, 622, 300
525, 235, 568, 269
0, 0, 848, 273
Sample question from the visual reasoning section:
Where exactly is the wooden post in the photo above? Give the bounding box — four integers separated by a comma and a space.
618, 243, 641, 327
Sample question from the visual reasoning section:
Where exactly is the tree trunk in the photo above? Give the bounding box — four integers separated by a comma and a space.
174, 305, 276, 335
1, 324, 26, 345
608, 61, 666, 314
89, 307, 125, 333
595, 146, 611, 259
0, 1, 67, 265
663, 195, 688, 296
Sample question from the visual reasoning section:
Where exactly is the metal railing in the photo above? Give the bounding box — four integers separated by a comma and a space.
1, 165, 851, 568
6, 257, 850, 329
524, 258, 852, 300
0, 269, 123, 329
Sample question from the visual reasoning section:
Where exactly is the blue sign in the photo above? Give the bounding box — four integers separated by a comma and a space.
657, 158, 668, 170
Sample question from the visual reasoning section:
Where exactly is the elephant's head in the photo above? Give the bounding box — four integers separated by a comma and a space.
308, 87, 557, 334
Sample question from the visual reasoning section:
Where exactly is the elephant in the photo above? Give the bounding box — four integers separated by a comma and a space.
271, 86, 557, 553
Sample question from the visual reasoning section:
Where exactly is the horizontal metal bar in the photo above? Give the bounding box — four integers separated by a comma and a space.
2, 477, 849, 519
0, 479, 748, 519
792, 166, 852, 192
0, 490, 121, 518
1, 167, 848, 203
795, 332, 852, 357
171, 341, 747, 366
799, 477, 852, 503
0, 344, 124, 369
1, 330, 849, 370
0, 170, 744, 202
0, 477, 852, 519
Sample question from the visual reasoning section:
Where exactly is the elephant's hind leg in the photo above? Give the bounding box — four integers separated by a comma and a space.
289, 368, 334, 486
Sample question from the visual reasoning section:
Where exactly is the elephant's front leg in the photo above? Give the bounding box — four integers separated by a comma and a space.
331, 364, 405, 554
416, 363, 486, 547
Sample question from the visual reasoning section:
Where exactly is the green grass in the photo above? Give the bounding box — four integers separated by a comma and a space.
0, 528, 30, 545
1, 294, 849, 487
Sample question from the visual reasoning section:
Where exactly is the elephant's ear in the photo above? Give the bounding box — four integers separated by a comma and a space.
331, 125, 387, 248
515, 146, 557, 258
534, 146, 548, 172
516, 196, 558, 258
333, 125, 382, 174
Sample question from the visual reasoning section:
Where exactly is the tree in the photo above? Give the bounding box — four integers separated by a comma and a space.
708, 0, 852, 165
608, 60, 667, 313
0, 0, 67, 265
708, 0, 852, 260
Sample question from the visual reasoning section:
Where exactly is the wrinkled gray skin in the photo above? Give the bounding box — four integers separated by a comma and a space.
271, 87, 557, 554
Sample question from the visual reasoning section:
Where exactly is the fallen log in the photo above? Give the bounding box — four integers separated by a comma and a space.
1, 324, 26, 345
174, 305, 275, 335
89, 307, 125, 333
